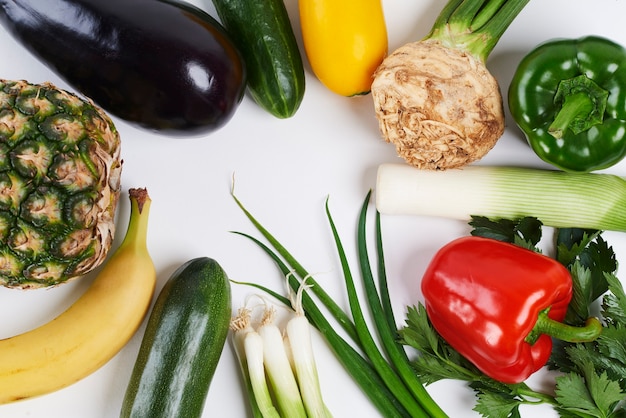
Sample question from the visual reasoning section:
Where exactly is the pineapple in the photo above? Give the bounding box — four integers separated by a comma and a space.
0, 79, 122, 288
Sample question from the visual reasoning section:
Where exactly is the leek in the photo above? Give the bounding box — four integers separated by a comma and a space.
376, 163, 626, 231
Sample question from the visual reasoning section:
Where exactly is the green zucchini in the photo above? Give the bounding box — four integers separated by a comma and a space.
209, 0, 305, 118
120, 257, 232, 418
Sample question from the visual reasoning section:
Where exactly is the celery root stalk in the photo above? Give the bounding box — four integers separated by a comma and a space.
376, 163, 626, 231
371, 0, 529, 170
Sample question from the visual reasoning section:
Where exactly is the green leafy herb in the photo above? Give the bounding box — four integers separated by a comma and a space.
557, 229, 617, 305
554, 361, 625, 417
469, 216, 543, 251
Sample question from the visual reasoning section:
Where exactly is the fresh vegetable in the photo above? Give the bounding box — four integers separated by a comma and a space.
232, 191, 448, 418
285, 287, 332, 418
401, 218, 626, 417
121, 257, 232, 418
210, 0, 305, 118
375, 163, 626, 231
232, 284, 332, 418
0, 79, 123, 288
509, 35, 626, 173
421, 235, 602, 384
231, 306, 279, 418
371, 0, 528, 169
299, 0, 387, 96
257, 305, 308, 418
0, 188, 155, 403
0, 0, 246, 135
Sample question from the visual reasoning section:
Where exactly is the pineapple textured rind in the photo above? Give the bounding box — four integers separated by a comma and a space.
0, 80, 122, 288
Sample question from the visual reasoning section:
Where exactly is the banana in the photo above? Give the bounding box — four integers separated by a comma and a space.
0, 188, 156, 404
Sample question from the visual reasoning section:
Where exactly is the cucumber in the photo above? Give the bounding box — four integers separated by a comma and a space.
210, 0, 306, 118
120, 257, 232, 418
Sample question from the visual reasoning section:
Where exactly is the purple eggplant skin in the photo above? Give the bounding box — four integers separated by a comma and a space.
0, 0, 247, 136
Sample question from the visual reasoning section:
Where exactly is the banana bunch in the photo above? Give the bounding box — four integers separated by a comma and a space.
0, 188, 156, 404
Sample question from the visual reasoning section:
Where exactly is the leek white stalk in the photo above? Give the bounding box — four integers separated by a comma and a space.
376, 163, 626, 231
258, 307, 307, 418
285, 280, 333, 418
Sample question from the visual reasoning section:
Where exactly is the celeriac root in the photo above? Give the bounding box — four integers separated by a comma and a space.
371, 39, 505, 170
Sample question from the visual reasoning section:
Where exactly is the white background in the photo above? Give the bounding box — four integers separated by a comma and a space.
0, 0, 625, 417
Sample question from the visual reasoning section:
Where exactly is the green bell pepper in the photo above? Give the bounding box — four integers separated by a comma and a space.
508, 36, 626, 172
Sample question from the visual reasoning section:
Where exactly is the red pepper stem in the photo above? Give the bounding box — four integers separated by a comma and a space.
525, 309, 602, 345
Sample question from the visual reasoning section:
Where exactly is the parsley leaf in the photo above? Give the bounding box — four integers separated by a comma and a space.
557, 230, 617, 306
399, 304, 478, 384
555, 360, 625, 417
555, 228, 601, 266
555, 230, 618, 325
565, 261, 594, 324
603, 273, 626, 325
472, 391, 522, 418
469, 216, 543, 251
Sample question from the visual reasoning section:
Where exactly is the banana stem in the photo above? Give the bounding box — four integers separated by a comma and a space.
120, 188, 151, 252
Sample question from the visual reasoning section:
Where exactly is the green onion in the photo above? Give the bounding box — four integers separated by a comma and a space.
284, 281, 333, 418
324, 200, 430, 418
230, 233, 414, 418
231, 195, 359, 343
376, 163, 626, 231
355, 193, 448, 418
257, 306, 307, 418
230, 308, 270, 418
242, 329, 282, 418
231, 190, 448, 418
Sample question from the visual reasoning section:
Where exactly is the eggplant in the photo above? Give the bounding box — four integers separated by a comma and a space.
0, 0, 247, 136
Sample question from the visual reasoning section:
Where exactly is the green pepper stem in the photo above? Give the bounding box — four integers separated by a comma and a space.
525, 309, 602, 345
427, 0, 530, 62
548, 92, 594, 139
548, 74, 609, 139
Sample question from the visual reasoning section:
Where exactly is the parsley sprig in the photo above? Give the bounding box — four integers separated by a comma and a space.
400, 216, 626, 417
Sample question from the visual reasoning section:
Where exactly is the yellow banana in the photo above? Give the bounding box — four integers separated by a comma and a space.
0, 188, 156, 404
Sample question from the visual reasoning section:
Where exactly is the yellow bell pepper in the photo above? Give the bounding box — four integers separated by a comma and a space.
299, 0, 388, 97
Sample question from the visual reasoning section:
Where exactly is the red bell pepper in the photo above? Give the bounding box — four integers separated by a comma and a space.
421, 236, 602, 383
